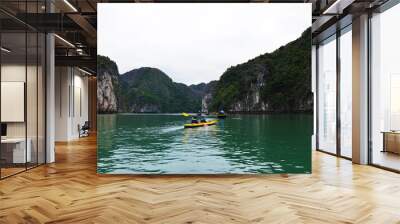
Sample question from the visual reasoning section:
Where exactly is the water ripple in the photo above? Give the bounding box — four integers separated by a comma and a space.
97, 114, 312, 174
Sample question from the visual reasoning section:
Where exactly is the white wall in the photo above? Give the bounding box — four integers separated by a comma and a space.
1, 65, 26, 140
70, 72, 89, 139
1, 63, 46, 164
1, 65, 26, 129
55, 66, 70, 141
75, 70, 89, 139
55, 67, 89, 141
1, 65, 41, 138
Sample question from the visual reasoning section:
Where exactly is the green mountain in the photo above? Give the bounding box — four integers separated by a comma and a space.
97, 28, 312, 114
210, 28, 312, 112
190, 81, 218, 99
189, 83, 208, 97
118, 67, 202, 113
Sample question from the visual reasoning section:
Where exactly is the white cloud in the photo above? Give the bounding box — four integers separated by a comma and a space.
98, 3, 311, 85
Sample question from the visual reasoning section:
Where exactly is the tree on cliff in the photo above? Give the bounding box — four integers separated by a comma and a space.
210, 28, 312, 113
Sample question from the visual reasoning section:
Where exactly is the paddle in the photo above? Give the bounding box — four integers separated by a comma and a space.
182, 112, 191, 117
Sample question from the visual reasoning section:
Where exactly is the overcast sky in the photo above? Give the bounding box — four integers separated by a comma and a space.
98, 3, 311, 85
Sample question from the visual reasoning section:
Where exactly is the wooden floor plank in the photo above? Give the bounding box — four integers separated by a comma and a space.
0, 135, 400, 223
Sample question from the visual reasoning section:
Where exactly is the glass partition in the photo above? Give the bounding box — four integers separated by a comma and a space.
26, 0, 46, 168
370, 3, 400, 171
0, 1, 46, 179
339, 27, 352, 158
317, 35, 337, 154
1, 31, 28, 177
38, 32, 46, 165
27, 31, 38, 169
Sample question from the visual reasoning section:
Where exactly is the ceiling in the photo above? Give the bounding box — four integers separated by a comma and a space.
0, 0, 393, 74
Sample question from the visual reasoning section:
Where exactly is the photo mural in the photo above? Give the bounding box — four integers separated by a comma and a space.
97, 3, 313, 174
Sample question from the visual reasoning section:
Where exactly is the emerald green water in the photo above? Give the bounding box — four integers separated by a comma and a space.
97, 114, 312, 174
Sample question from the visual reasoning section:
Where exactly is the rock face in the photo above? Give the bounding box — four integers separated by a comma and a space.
194, 81, 217, 113
229, 71, 268, 112
97, 55, 119, 113
202, 93, 213, 112
208, 28, 312, 113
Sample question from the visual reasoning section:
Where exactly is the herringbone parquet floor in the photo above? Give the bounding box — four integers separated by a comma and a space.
1, 135, 400, 224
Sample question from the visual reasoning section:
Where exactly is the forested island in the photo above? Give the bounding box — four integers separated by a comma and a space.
97, 28, 312, 114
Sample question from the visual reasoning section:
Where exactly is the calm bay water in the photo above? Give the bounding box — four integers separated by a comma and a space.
97, 114, 312, 174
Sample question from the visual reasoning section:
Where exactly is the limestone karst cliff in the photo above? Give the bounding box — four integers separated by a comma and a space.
97, 55, 119, 113
96, 28, 312, 114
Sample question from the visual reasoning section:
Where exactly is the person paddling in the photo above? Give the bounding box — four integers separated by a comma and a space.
197, 111, 207, 123
191, 116, 199, 124
183, 112, 207, 124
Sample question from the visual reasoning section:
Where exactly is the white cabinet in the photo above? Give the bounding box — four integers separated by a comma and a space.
1, 138, 32, 163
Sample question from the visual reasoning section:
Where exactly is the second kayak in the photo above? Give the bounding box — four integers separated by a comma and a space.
217, 114, 227, 119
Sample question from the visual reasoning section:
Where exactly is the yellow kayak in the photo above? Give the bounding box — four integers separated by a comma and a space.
184, 120, 218, 128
